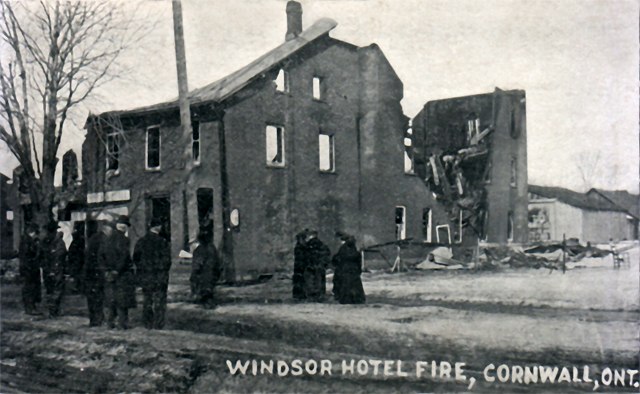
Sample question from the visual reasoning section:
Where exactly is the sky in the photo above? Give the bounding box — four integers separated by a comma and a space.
1, 0, 638, 193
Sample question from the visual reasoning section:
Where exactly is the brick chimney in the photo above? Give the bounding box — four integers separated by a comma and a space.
285, 1, 302, 41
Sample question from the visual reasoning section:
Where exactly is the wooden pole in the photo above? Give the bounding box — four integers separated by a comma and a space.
172, 0, 193, 251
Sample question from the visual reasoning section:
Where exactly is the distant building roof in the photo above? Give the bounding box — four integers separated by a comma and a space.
528, 185, 626, 213
587, 188, 640, 219
95, 18, 338, 118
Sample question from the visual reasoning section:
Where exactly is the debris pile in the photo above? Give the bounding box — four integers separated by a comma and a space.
413, 241, 612, 272
421, 125, 493, 240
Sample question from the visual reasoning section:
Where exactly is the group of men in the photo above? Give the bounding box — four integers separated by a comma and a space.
293, 230, 366, 304
19, 222, 67, 317
19, 215, 173, 330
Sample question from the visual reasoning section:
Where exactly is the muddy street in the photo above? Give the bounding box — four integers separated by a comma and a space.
1, 246, 639, 393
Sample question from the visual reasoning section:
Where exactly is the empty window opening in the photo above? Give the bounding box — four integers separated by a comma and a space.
404, 131, 414, 174
275, 69, 289, 93
197, 188, 214, 228
510, 157, 517, 186
422, 208, 432, 242
312, 76, 323, 100
395, 206, 406, 240
484, 159, 492, 184
457, 209, 463, 243
467, 117, 480, 143
146, 126, 161, 170
507, 211, 514, 242
510, 111, 520, 138
266, 125, 285, 166
319, 133, 335, 172
106, 130, 120, 171
481, 210, 489, 241
436, 224, 452, 244
192, 120, 200, 164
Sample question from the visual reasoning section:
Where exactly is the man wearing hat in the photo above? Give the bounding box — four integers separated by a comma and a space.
42, 221, 67, 318
302, 230, 331, 302
84, 219, 110, 326
19, 223, 42, 315
133, 217, 172, 329
99, 215, 136, 329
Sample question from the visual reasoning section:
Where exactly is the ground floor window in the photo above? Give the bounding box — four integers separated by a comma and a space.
395, 206, 406, 240
422, 208, 432, 242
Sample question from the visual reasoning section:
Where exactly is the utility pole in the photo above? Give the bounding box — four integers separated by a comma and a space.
172, 0, 192, 250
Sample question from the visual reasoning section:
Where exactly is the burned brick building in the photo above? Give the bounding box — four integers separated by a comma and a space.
81, 2, 528, 280
411, 88, 529, 245
82, 3, 449, 280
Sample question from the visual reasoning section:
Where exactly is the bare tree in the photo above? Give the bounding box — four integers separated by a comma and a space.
0, 0, 147, 230
574, 150, 621, 191
574, 150, 602, 191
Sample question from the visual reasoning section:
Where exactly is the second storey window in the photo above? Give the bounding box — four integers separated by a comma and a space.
146, 126, 161, 170
510, 157, 517, 187
266, 125, 285, 167
106, 130, 120, 171
318, 132, 335, 172
192, 120, 200, 164
312, 76, 323, 100
275, 69, 289, 93
404, 135, 414, 174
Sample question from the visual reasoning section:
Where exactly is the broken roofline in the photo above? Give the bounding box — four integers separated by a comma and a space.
86, 18, 348, 125
418, 88, 525, 111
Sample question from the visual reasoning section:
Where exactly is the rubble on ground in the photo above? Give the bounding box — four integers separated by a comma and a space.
412, 240, 615, 272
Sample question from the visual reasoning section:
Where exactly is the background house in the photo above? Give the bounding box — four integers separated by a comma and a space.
528, 184, 638, 243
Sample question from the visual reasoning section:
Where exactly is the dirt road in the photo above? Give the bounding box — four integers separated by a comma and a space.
1, 245, 638, 393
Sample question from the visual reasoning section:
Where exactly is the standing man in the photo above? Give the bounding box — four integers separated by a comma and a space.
303, 230, 331, 302
67, 226, 85, 294
190, 227, 221, 309
42, 222, 67, 318
84, 220, 108, 327
133, 217, 172, 329
19, 223, 42, 315
99, 215, 136, 329
331, 232, 366, 304
292, 229, 308, 301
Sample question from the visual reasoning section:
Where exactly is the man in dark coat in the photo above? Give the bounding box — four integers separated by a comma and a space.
67, 227, 85, 294
292, 229, 308, 301
99, 215, 136, 329
190, 228, 221, 309
303, 230, 330, 302
133, 217, 172, 329
19, 223, 42, 315
42, 222, 67, 317
84, 221, 107, 327
332, 232, 365, 304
